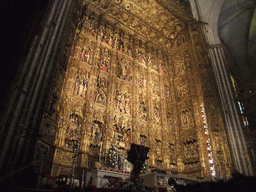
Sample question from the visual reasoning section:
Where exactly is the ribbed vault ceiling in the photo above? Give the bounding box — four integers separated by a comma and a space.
217, 0, 256, 84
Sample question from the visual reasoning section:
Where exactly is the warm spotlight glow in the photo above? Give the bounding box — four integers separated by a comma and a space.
201, 102, 216, 177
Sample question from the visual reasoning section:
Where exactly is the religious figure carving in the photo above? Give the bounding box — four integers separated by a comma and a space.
192, 29, 199, 42
138, 77, 147, 89
108, 35, 113, 46
214, 134, 223, 151
83, 16, 90, 33
139, 101, 147, 121
117, 61, 132, 81
155, 139, 161, 155
165, 87, 171, 101
80, 47, 92, 64
123, 33, 130, 55
115, 92, 121, 112
114, 32, 120, 50
96, 90, 106, 105
177, 85, 188, 98
175, 61, 186, 76
80, 49, 85, 61
104, 25, 111, 44
153, 107, 160, 125
152, 82, 160, 96
124, 96, 131, 114
73, 77, 80, 95
134, 47, 139, 61
114, 91, 130, 114
160, 62, 168, 74
166, 112, 174, 128
78, 81, 84, 96
94, 128, 101, 141
140, 135, 147, 146
91, 122, 103, 141
152, 58, 159, 71
73, 75, 88, 98
100, 58, 108, 71
88, 15, 97, 37
180, 108, 194, 130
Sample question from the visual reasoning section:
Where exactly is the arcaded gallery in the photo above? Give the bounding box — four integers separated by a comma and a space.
1, 0, 256, 190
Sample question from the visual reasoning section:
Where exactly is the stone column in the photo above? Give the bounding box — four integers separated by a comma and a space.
0, 0, 76, 176
208, 44, 253, 175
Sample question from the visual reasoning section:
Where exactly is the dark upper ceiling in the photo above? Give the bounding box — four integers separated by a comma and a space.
218, 0, 256, 85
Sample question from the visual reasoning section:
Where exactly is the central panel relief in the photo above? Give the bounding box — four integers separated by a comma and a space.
116, 55, 133, 82
114, 90, 132, 115
98, 47, 111, 72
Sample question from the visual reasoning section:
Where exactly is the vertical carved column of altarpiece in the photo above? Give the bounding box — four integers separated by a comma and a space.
188, 23, 232, 178
53, 15, 129, 169
50, 14, 92, 170
161, 28, 210, 177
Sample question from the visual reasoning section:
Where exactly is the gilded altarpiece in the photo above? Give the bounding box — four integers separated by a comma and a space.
49, 0, 232, 180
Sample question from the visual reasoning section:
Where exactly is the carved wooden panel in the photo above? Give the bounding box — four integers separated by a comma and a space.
46, 0, 232, 179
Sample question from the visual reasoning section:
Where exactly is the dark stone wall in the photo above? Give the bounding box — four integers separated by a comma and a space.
0, 0, 51, 118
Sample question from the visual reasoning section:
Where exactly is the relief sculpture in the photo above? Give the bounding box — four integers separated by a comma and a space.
49, 2, 231, 179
